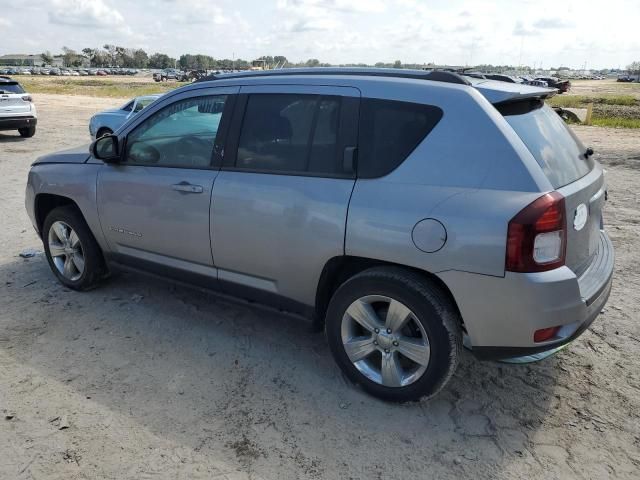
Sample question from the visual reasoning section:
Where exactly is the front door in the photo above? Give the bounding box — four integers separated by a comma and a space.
97, 89, 236, 274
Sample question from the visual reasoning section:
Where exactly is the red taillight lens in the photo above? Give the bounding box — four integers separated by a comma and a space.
21, 95, 32, 102
534, 326, 561, 343
506, 192, 566, 272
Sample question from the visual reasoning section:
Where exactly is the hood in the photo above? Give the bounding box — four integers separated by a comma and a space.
32, 144, 91, 165
94, 108, 125, 117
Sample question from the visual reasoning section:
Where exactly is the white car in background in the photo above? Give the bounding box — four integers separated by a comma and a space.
0, 76, 37, 138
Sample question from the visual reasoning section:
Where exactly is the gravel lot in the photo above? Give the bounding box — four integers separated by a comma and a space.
1, 94, 639, 479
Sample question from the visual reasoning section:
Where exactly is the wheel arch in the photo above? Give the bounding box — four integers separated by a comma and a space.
315, 255, 464, 329
95, 126, 113, 138
34, 194, 82, 237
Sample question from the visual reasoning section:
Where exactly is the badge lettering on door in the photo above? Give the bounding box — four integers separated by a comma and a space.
573, 204, 588, 231
110, 226, 142, 237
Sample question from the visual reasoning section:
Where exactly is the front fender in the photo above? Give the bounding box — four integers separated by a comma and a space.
27, 163, 109, 252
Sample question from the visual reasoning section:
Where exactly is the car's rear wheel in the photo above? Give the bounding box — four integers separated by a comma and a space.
325, 267, 462, 402
96, 127, 112, 138
18, 126, 36, 138
43, 206, 106, 291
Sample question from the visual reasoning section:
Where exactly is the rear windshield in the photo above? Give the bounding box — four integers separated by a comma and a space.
504, 103, 593, 188
0, 82, 25, 94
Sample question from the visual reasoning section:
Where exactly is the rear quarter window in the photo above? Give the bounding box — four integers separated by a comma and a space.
357, 99, 443, 178
503, 103, 593, 188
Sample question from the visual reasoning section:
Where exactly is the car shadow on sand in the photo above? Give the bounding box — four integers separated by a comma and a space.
1, 255, 561, 477
0, 133, 27, 142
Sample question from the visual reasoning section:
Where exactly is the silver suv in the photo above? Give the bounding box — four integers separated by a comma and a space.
25, 69, 614, 402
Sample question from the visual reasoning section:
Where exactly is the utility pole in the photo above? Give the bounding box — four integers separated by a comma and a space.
518, 36, 524, 70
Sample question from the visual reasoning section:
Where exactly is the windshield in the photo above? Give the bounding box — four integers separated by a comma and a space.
133, 97, 157, 113
504, 104, 594, 188
0, 83, 25, 94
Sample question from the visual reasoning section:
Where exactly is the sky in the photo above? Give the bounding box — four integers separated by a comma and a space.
0, 0, 638, 69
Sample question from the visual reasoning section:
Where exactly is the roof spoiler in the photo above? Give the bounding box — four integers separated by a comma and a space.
471, 80, 557, 105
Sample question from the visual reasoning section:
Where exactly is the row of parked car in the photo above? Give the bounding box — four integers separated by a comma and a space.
444, 71, 572, 94
0, 67, 140, 76
617, 75, 639, 82
569, 75, 608, 80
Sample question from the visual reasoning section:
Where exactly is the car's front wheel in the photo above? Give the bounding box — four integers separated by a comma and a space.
96, 127, 112, 138
325, 267, 462, 402
18, 126, 36, 138
42, 206, 106, 290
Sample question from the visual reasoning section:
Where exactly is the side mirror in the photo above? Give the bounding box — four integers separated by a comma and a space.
91, 134, 120, 163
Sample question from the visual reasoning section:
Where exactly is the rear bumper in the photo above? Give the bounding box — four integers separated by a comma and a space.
0, 116, 37, 131
439, 230, 614, 360
473, 271, 612, 360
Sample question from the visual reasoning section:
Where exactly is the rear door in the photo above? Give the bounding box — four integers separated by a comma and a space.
211, 85, 360, 306
504, 103, 603, 274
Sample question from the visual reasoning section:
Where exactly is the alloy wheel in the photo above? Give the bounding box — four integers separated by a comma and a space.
340, 295, 431, 387
48, 221, 85, 282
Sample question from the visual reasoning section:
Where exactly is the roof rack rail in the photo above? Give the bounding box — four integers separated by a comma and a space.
195, 67, 471, 86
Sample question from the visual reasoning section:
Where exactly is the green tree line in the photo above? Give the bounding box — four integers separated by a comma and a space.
44, 46, 422, 70
47, 46, 304, 70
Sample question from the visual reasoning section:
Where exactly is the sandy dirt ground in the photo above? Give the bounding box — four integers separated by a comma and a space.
0, 94, 639, 479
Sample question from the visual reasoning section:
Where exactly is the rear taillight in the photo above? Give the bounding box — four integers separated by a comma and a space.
506, 192, 566, 272
21, 95, 32, 102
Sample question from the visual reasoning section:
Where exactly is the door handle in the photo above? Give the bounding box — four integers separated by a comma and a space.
172, 182, 204, 194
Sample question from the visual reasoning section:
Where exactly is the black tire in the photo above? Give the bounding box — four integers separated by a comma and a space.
18, 126, 36, 138
96, 128, 112, 138
42, 206, 106, 291
325, 267, 462, 403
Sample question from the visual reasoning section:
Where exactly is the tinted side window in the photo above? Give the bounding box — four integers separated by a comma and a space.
358, 99, 443, 178
236, 94, 342, 175
124, 95, 227, 168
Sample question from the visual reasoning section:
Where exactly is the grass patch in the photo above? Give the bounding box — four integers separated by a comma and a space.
591, 116, 640, 128
547, 94, 640, 128
19, 78, 177, 98
548, 94, 638, 108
